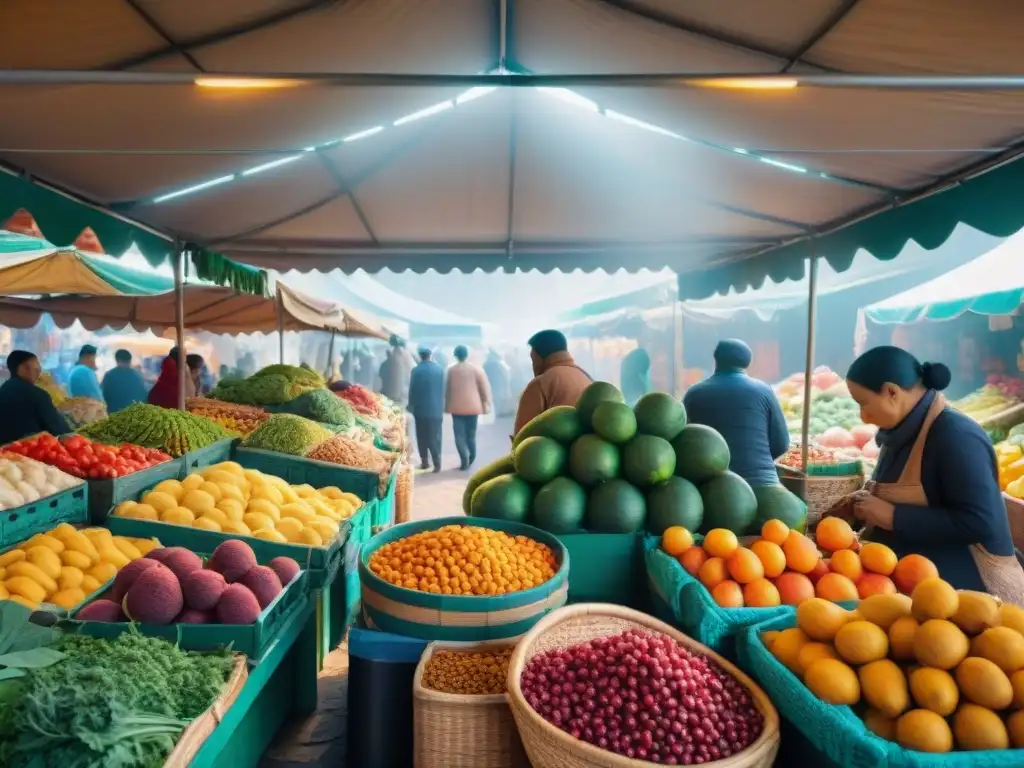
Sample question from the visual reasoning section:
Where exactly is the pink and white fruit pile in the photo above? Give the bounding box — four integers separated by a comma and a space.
75, 539, 301, 626
520, 628, 764, 765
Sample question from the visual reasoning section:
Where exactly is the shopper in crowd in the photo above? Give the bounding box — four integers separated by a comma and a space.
148, 346, 195, 409
100, 348, 148, 413
0, 350, 70, 442
620, 347, 652, 406
380, 335, 413, 405
187, 354, 213, 395
408, 346, 444, 473
513, 329, 592, 435
838, 346, 1024, 600
484, 349, 512, 417
684, 339, 789, 487
67, 344, 103, 401
446, 345, 493, 470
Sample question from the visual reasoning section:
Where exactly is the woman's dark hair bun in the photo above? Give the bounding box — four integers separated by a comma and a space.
919, 361, 951, 392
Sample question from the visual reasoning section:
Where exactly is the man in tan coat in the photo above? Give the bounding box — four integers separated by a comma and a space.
513, 330, 592, 435
445, 345, 492, 470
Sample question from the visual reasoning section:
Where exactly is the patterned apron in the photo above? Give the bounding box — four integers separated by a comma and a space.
865, 393, 1024, 607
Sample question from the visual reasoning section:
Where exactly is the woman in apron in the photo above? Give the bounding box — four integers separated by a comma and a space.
841, 346, 1024, 606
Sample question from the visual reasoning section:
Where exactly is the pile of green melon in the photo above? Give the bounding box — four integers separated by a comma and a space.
463, 382, 806, 536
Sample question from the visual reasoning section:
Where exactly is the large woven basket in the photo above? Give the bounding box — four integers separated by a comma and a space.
506, 604, 780, 768
395, 463, 415, 525
781, 471, 863, 530
413, 640, 530, 768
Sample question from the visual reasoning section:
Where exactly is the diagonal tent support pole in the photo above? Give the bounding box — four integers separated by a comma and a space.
799, 246, 820, 500
173, 243, 186, 410
277, 289, 285, 364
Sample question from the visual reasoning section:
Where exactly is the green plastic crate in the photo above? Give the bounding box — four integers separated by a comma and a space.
105, 515, 345, 589
554, 531, 646, 607
86, 457, 183, 523
0, 484, 88, 548
342, 504, 373, 627
180, 438, 238, 475
70, 565, 309, 660
234, 447, 380, 502
372, 469, 398, 529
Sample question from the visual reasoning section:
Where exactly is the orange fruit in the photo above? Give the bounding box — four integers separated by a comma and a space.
858, 573, 897, 598
751, 540, 787, 578
775, 572, 816, 606
679, 546, 708, 576
815, 517, 855, 552
783, 532, 820, 574
703, 529, 739, 559
743, 579, 781, 608
892, 554, 939, 596
816, 572, 859, 602
830, 549, 863, 582
661, 526, 694, 557
727, 547, 764, 585
761, 519, 790, 546
698, 557, 728, 590
860, 542, 898, 576
807, 558, 830, 585
711, 580, 744, 608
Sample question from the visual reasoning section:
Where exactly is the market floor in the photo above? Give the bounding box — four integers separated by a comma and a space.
260, 416, 514, 768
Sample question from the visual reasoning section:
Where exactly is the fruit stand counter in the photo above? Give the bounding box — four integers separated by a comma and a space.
189, 596, 318, 768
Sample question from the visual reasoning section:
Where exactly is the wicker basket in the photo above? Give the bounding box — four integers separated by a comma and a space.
506, 604, 780, 768
413, 641, 530, 768
396, 462, 415, 525
780, 470, 863, 530
163, 654, 248, 767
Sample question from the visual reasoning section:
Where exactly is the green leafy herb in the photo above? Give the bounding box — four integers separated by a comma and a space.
0, 603, 64, 680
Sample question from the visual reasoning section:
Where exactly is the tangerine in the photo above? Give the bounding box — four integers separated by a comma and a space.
860, 542, 898, 575
775, 571, 815, 605
750, 540, 786, 578
698, 557, 728, 590
829, 549, 863, 582
679, 546, 708, 576
807, 558, 830, 584
816, 572, 859, 602
816, 517, 855, 552
703, 529, 739, 559
892, 554, 939, 595
727, 547, 764, 584
761, 519, 790, 546
661, 526, 694, 557
857, 573, 898, 599
743, 578, 781, 608
711, 580, 744, 608
783, 531, 820, 574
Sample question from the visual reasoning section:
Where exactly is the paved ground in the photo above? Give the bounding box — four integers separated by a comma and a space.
260, 417, 514, 768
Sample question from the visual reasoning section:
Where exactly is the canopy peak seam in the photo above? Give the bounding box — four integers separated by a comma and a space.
121, 0, 206, 72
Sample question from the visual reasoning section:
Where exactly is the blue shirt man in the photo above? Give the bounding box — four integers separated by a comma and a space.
67, 344, 103, 401
101, 348, 148, 413
683, 339, 790, 487
408, 347, 445, 472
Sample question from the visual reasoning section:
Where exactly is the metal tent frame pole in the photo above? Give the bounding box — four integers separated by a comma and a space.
173, 243, 186, 410
799, 247, 820, 498
276, 289, 285, 364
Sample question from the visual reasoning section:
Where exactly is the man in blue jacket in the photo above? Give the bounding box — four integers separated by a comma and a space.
67, 344, 103, 401
683, 339, 790, 487
408, 346, 445, 473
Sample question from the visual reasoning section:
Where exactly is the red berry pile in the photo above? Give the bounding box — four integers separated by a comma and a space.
4, 433, 171, 479
520, 628, 763, 765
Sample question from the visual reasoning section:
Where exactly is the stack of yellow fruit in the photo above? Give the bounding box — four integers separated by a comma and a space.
113, 461, 361, 547
0, 522, 160, 611
764, 578, 1024, 753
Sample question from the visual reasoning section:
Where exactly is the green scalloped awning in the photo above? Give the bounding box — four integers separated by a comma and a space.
679, 155, 1024, 300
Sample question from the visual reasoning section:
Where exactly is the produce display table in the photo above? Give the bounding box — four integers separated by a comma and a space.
188, 597, 318, 768
554, 531, 649, 608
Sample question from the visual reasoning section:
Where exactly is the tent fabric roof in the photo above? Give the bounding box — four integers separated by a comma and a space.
864, 229, 1024, 323
2, 1, 1024, 294
557, 270, 677, 322
0, 282, 390, 338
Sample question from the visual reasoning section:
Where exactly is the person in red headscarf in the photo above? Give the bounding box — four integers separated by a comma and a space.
147, 347, 195, 409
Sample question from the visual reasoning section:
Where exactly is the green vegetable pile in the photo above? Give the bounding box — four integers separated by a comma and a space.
79, 403, 234, 457
241, 413, 334, 456
266, 388, 356, 429
6, 631, 233, 768
210, 364, 324, 406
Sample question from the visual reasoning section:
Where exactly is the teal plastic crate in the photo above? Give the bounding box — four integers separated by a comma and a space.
105, 514, 346, 589
372, 469, 398, 530
180, 438, 237, 475
555, 531, 646, 606
234, 447, 380, 502
70, 565, 309, 660
342, 504, 373, 628
86, 457, 183, 523
0, 484, 88, 548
